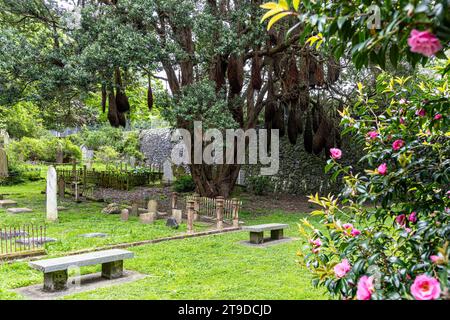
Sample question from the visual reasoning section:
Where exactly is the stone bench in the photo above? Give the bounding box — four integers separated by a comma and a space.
242, 223, 289, 244
29, 249, 134, 292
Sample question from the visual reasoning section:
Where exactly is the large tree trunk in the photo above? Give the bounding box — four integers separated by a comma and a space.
190, 163, 241, 198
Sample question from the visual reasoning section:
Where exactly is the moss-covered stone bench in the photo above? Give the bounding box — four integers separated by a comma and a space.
29, 249, 134, 292
242, 223, 289, 244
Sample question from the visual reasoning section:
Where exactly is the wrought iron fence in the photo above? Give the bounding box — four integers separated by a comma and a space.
0, 224, 47, 258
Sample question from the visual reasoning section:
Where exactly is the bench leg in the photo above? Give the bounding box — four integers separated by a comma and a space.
102, 260, 124, 279
44, 270, 68, 292
250, 231, 264, 244
271, 229, 284, 240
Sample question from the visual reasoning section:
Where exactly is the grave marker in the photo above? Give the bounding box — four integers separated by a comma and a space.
0, 148, 8, 178
46, 166, 58, 222
147, 200, 158, 213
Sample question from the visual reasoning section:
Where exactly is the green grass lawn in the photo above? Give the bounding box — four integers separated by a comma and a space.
0, 180, 327, 300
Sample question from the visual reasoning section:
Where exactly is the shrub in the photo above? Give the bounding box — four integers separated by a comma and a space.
95, 146, 120, 163
173, 175, 196, 193
247, 176, 273, 195
298, 70, 449, 300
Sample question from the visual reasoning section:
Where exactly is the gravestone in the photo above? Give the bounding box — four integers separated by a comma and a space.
0, 148, 8, 178
139, 212, 156, 224
172, 209, 183, 224
56, 147, 64, 164
46, 166, 58, 222
162, 160, 175, 184
0, 130, 10, 148
131, 202, 139, 216
147, 200, 158, 213
81, 145, 94, 162
120, 209, 129, 221
0, 199, 17, 208
7, 208, 33, 214
102, 203, 121, 214
80, 233, 108, 238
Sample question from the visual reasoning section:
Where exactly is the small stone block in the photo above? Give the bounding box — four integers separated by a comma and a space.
120, 209, 129, 221
250, 232, 264, 244
0, 200, 17, 208
44, 270, 68, 292
101, 260, 123, 279
7, 207, 33, 214
139, 212, 155, 224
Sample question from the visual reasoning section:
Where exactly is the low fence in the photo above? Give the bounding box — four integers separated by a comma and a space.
0, 224, 47, 259
185, 195, 242, 220
56, 166, 163, 192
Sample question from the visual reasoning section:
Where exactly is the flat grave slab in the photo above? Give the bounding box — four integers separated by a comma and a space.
80, 233, 108, 238
7, 208, 33, 214
14, 270, 147, 300
0, 200, 17, 208
0, 231, 28, 240
16, 237, 57, 245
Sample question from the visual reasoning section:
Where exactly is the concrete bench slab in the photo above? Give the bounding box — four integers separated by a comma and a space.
0, 200, 17, 208
242, 223, 289, 244
29, 249, 134, 292
7, 207, 33, 214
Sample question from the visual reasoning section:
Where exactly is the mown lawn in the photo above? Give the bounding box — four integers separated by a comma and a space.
0, 180, 327, 300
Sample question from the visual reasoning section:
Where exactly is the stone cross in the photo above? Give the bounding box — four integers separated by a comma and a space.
0, 148, 8, 178
46, 166, 58, 221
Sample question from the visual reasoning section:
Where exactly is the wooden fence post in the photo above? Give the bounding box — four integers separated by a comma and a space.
232, 198, 239, 228
187, 199, 195, 234
193, 193, 200, 221
216, 196, 224, 230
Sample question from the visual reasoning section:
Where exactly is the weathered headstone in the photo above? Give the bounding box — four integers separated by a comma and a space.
147, 200, 158, 213
46, 166, 58, 222
140, 212, 156, 224
120, 209, 129, 221
162, 160, 175, 184
131, 202, 139, 216
0, 148, 8, 178
172, 209, 183, 224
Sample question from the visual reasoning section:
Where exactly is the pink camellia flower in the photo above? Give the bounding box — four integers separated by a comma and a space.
367, 131, 379, 140
408, 212, 417, 223
330, 148, 342, 160
434, 114, 442, 120
430, 254, 445, 265
334, 259, 351, 278
416, 108, 426, 117
342, 223, 353, 230
392, 139, 405, 151
377, 163, 387, 175
395, 214, 406, 226
351, 228, 361, 237
410, 274, 441, 300
447, 190, 450, 198
407, 29, 443, 57
356, 276, 375, 300
313, 239, 322, 247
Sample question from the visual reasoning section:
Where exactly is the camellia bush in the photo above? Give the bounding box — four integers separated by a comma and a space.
298, 64, 449, 300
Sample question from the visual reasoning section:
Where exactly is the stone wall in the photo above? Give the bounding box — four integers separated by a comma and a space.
243, 135, 363, 195
139, 128, 363, 195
